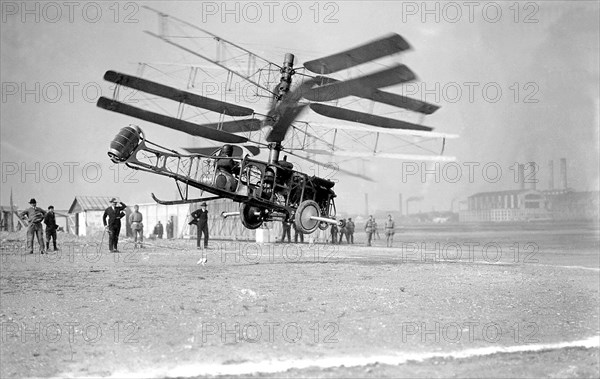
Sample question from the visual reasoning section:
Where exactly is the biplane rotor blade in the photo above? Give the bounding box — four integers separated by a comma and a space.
183, 145, 261, 156
286, 151, 373, 182
97, 97, 249, 144
103, 71, 254, 117
304, 64, 416, 102
310, 103, 434, 132
312, 76, 439, 115
303, 33, 411, 74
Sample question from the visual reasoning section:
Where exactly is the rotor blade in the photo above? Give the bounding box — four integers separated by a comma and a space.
304, 64, 416, 102
97, 97, 249, 144
266, 105, 307, 143
265, 79, 315, 143
104, 70, 254, 117
286, 151, 373, 182
183, 145, 261, 156
303, 33, 411, 74
310, 103, 433, 132
312, 76, 439, 114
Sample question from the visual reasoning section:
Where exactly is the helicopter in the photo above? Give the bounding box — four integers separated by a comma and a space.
97, 6, 454, 234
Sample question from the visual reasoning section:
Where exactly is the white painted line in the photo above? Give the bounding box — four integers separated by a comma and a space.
59, 335, 599, 379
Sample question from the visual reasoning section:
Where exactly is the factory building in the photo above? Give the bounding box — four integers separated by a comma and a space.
460, 158, 599, 222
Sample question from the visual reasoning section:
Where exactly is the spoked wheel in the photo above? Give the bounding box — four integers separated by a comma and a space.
294, 200, 320, 234
239, 203, 263, 229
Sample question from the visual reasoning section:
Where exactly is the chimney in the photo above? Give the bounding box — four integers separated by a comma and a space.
528, 162, 537, 190
399, 193, 403, 215
560, 158, 568, 189
519, 164, 525, 190
548, 160, 554, 190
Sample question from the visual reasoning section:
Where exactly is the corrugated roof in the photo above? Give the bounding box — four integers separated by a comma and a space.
68, 196, 118, 213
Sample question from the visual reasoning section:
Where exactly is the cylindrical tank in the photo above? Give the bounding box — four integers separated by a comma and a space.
108, 125, 141, 163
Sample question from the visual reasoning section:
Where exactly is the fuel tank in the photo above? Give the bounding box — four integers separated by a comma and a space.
108, 125, 141, 163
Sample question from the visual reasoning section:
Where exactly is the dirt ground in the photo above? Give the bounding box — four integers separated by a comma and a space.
1, 222, 598, 378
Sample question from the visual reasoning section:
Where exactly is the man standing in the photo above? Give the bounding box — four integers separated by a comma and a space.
384, 214, 395, 247
191, 202, 209, 248
20, 198, 46, 254
103, 198, 127, 252
156, 221, 164, 239
166, 219, 174, 239
43, 205, 58, 251
281, 219, 292, 243
346, 218, 355, 244
129, 205, 144, 248
338, 218, 347, 244
330, 223, 338, 244
293, 222, 304, 243
365, 215, 375, 247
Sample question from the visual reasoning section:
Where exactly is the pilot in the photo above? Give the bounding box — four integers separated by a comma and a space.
214, 144, 239, 191
215, 144, 238, 174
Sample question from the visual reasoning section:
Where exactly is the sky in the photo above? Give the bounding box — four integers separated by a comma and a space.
1, 0, 599, 214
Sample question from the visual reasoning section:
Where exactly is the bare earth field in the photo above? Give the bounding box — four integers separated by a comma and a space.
1, 222, 599, 378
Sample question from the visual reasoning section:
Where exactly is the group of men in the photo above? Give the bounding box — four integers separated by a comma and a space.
280, 219, 304, 243
19, 198, 59, 254
330, 218, 356, 244
366, 214, 397, 247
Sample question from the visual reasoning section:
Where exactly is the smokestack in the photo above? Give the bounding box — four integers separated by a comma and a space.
528, 162, 537, 190
560, 158, 568, 189
519, 164, 525, 190
364, 193, 369, 215
399, 193, 403, 215
548, 160, 554, 190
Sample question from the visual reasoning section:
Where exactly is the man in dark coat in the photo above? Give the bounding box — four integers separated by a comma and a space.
190, 202, 209, 248
102, 198, 127, 252
43, 205, 58, 251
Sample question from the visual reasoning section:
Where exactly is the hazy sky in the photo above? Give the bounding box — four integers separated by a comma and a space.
1, 1, 598, 214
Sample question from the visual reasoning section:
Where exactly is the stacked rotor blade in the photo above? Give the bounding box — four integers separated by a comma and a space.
303, 33, 440, 132
98, 71, 259, 143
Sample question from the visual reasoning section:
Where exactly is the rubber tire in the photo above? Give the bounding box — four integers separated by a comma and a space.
294, 200, 320, 234
240, 203, 263, 230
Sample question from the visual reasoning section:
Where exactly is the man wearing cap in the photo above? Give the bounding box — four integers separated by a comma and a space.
44, 206, 58, 251
20, 198, 46, 254
190, 202, 209, 248
103, 198, 127, 252
129, 205, 144, 248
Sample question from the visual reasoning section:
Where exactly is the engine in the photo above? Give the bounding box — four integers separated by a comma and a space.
108, 125, 141, 163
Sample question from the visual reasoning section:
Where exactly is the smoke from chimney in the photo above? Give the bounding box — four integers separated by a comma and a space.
528, 162, 537, 190
519, 164, 525, 190
560, 158, 568, 189
548, 160, 554, 190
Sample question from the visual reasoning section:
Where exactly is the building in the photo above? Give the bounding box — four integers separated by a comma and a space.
460, 189, 549, 222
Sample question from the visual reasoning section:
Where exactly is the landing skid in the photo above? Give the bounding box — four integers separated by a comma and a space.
151, 193, 222, 205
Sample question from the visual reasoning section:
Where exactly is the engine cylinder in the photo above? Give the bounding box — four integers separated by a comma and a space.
108, 126, 141, 163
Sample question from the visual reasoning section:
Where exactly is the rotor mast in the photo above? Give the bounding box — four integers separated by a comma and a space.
268, 53, 295, 164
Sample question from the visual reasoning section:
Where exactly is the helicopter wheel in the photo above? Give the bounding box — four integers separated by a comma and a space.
239, 203, 263, 230
294, 200, 320, 234
318, 221, 329, 230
